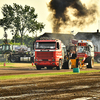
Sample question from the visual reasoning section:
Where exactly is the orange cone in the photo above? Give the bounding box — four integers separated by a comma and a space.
4, 62, 6, 66
32, 62, 34, 66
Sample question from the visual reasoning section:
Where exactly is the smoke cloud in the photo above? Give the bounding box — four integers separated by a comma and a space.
48, 0, 99, 33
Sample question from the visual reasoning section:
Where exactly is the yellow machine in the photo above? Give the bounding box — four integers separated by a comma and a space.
70, 58, 87, 69
70, 58, 78, 68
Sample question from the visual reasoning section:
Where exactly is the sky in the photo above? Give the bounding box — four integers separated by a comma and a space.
0, 0, 51, 39
0, 0, 100, 39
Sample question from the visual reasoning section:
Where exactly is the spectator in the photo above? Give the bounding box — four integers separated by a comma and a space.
69, 50, 73, 58
71, 51, 77, 59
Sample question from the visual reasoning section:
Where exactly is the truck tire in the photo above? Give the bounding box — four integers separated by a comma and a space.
36, 66, 41, 70
87, 57, 94, 68
66, 60, 71, 69
96, 57, 100, 63
62, 60, 71, 69
10, 57, 16, 62
57, 60, 62, 70
62, 61, 67, 69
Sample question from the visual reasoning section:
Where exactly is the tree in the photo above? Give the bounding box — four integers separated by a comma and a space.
11, 33, 21, 44
0, 3, 45, 44
23, 35, 35, 49
10, 34, 35, 49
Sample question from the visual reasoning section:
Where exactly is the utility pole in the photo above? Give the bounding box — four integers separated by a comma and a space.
11, 30, 15, 45
4, 31, 8, 44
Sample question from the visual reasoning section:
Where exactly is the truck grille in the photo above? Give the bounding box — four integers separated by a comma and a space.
42, 59, 48, 61
37, 52, 53, 59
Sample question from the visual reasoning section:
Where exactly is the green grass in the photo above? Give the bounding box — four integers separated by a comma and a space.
0, 62, 14, 65
0, 66, 15, 68
0, 62, 35, 68
0, 62, 15, 68
0, 70, 100, 80
0, 62, 100, 80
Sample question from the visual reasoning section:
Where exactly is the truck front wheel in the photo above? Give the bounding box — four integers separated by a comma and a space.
10, 57, 16, 62
66, 60, 71, 69
57, 60, 62, 70
87, 57, 94, 68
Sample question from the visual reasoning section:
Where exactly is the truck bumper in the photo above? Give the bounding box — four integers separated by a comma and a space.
34, 61, 59, 67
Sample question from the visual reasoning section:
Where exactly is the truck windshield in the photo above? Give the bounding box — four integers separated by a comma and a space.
77, 46, 87, 53
36, 42, 56, 49
2, 45, 5, 50
2, 45, 10, 51
6, 45, 10, 50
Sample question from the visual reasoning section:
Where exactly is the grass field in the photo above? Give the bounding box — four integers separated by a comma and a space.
0, 62, 100, 80
0, 62, 35, 68
0, 69, 100, 80
0, 62, 14, 65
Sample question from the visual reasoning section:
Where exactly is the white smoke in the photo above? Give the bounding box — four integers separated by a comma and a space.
91, 35, 100, 52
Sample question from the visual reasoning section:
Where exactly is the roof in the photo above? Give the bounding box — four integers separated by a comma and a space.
34, 32, 74, 46
75, 32, 100, 40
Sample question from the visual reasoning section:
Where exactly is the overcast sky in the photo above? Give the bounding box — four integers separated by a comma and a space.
0, 0, 51, 39
0, 0, 100, 39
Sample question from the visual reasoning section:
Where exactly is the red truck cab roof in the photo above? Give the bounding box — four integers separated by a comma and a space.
36, 39, 60, 42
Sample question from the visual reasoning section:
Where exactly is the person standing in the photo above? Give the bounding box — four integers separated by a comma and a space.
71, 51, 77, 59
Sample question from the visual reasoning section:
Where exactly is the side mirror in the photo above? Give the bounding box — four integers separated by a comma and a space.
57, 42, 59, 49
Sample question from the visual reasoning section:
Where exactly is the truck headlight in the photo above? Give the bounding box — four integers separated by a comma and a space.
35, 59, 38, 61
39, 59, 42, 61
48, 59, 51, 61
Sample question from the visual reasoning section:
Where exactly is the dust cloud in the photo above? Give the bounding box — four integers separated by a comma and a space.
48, 0, 99, 33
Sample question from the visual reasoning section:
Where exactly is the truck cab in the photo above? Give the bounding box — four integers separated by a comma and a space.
34, 38, 66, 70
77, 40, 94, 68
0, 44, 11, 54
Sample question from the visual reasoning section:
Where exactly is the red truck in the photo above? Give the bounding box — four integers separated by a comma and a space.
34, 38, 70, 70
76, 40, 94, 68
67, 39, 94, 69
94, 45, 100, 63
94, 52, 100, 63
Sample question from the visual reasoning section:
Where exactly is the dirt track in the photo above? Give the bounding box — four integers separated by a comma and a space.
0, 63, 100, 100
0, 63, 100, 76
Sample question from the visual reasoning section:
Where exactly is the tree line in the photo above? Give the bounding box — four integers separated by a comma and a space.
0, 3, 45, 46
0, 34, 35, 49
11, 34, 35, 49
